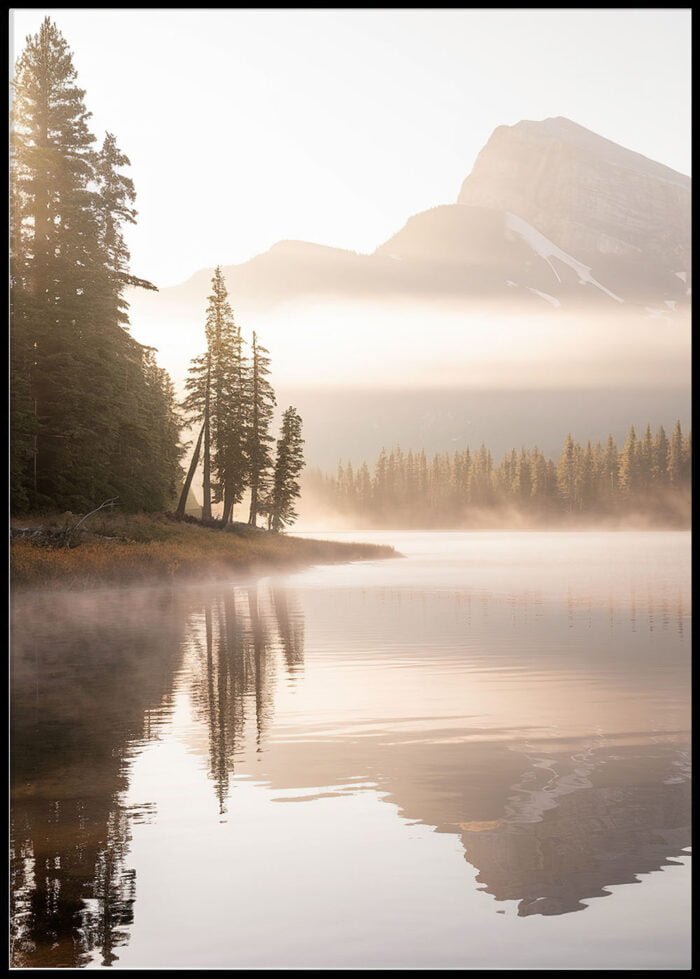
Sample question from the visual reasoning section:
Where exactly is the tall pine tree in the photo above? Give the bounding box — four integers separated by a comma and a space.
11, 17, 181, 513
270, 408, 305, 531
247, 332, 276, 525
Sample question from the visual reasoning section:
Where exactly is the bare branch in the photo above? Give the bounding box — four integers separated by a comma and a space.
64, 498, 119, 546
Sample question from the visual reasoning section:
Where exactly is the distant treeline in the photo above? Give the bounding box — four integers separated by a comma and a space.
307, 423, 691, 527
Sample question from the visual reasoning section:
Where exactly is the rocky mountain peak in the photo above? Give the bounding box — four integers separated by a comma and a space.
457, 116, 690, 275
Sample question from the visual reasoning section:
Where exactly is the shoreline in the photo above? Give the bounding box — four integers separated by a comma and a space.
10, 512, 399, 590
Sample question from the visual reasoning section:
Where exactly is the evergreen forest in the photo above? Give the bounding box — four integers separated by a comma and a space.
307, 423, 691, 527
10, 18, 305, 530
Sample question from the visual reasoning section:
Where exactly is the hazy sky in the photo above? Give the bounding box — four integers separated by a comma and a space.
10, 8, 692, 287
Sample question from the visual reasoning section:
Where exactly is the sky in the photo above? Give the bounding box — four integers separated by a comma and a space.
10, 8, 692, 288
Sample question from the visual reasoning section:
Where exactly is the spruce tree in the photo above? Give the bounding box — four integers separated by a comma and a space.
668, 421, 684, 485
619, 426, 640, 500
530, 449, 550, 511
11, 17, 180, 513
654, 426, 669, 485
181, 269, 249, 523
557, 434, 577, 512
578, 441, 596, 511
203, 268, 248, 525
270, 408, 305, 531
682, 431, 692, 482
247, 332, 276, 525
11, 17, 99, 507
639, 424, 655, 488
517, 449, 532, 504
602, 434, 619, 506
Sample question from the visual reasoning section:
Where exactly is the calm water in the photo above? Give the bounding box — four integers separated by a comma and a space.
11, 532, 691, 970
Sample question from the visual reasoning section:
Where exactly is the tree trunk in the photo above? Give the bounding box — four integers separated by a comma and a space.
30, 94, 49, 497
32, 399, 38, 497
175, 421, 204, 518
222, 487, 234, 526
248, 478, 258, 526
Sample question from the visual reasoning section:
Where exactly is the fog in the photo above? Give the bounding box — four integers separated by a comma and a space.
131, 295, 690, 395
294, 486, 692, 535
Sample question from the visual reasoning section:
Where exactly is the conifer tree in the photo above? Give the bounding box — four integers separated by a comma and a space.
181, 269, 252, 524
247, 332, 276, 525
619, 426, 640, 499
517, 449, 532, 504
203, 268, 248, 524
270, 408, 305, 531
357, 462, 372, 512
11, 17, 100, 506
668, 420, 684, 485
654, 426, 669, 485
10, 17, 180, 513
682, 431, 692, 482
578, 441, 596, 510
602, 434, 619, 505
557, 434, 577, 512
639, 424, 655, 487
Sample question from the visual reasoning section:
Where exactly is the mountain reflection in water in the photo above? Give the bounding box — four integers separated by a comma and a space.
10, 532, 691, 969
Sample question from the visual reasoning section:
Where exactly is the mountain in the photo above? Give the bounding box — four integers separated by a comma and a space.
376, 117, 690, 307
131, 116, 690, 331
127, 117, 690, 469
456, 116, 690, 303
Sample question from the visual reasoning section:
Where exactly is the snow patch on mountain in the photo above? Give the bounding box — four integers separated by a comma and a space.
527, 287, 561, 308
505, 212, 623, 303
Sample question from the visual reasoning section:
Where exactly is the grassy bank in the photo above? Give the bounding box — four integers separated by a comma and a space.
10, 512, 398, 589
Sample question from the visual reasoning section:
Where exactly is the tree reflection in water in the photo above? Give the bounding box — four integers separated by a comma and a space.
10, 568, 690, 967
10, 583, 305, 967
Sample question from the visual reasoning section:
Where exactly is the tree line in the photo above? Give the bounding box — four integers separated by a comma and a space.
10, 18, 304, 529
307, 423, 691, 527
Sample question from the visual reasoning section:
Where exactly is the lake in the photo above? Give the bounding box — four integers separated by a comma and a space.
10, 531, 691, 969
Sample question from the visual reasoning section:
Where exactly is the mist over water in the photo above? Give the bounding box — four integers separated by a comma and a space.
11, 532, 690, 969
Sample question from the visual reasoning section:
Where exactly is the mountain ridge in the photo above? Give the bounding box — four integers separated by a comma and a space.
124, 116, 690, 467
134, 116, 689, 318
126, 114, 691, 409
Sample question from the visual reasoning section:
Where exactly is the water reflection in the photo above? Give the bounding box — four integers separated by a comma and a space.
11, 582, 309, 966
10, 533, 691, 968
460, 743, 691, 916
188, 587, 304, 811
10, 590, 185, 967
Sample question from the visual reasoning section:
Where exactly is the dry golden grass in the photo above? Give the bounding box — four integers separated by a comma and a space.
10, 512, 397, 589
